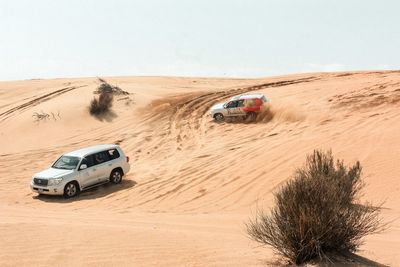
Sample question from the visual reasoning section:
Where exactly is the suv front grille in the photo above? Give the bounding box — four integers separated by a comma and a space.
34, 178, 48, 187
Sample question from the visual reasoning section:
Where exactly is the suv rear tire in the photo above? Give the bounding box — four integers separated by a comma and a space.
110, 169, 123, 184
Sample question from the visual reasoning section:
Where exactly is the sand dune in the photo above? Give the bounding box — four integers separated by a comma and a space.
1, 71, 400, 266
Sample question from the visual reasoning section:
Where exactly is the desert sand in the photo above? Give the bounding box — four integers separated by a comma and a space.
0, 71, 399, 266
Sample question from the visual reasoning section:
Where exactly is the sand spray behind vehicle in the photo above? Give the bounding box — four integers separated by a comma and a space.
256, 103, 305, 123
144, 91, 305, 125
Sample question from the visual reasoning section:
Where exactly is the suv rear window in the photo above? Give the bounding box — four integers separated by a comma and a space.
108, 149, 120, 160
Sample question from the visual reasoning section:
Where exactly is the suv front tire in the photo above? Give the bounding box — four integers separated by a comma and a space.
64, 181, 79, 198
214, 113, 224, 122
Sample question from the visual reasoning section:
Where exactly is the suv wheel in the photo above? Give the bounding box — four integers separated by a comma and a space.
64, 182, 79, 198
214, 113, 224, 122
110, 169, 123, 184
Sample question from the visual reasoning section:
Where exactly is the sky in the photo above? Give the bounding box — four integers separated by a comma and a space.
1, 0, 399, 81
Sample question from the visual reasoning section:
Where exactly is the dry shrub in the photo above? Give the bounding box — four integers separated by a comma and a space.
246, 150, 383, 265
32, 111, 61, 122
32, 111, 50, 122
89, 91, 113, 116
89, 78, 129, 118
95, 78, 129, 95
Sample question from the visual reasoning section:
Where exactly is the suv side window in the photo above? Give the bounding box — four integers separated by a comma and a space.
80, 155, 95, 169
237, 100, 245, 107
245, 99, 255, 107
93, 151, 110, 165
108, 149, 120, 160
226, 101, 238, 108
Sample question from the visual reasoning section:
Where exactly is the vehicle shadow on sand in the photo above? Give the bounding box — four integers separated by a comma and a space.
33, 179, 137, 203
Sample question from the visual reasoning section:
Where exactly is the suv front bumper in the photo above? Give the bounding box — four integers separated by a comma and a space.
30, 181, 64, 195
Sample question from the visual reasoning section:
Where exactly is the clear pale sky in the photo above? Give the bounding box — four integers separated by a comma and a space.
1, 0, 399, 81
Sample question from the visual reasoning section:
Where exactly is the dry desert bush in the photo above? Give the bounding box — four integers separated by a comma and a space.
246, 150, 383, 265
96, 78, 129, 95
89, 91, 114, 116
32, 111, 61, 122
89, 78, 132, 118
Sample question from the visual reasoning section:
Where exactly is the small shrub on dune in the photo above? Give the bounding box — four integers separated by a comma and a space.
96, 78, 129, 95
98, 82, 114, 94
246, 150, 383, 265
89, 91, 113, 116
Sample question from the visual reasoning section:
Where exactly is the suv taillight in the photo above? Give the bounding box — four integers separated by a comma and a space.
126, 156, 130, 163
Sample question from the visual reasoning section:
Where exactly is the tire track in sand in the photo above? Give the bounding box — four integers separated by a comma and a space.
128, 76, 318, 208
0, 85, 88, 122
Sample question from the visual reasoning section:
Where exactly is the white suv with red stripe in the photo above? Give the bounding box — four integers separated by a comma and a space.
30, 144, 130, 198
209, 93, 268, 122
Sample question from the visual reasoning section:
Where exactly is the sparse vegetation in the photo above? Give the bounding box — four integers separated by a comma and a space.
89, 78, 132, 118
246, 150, 383, 265
32, 111, 60, 122
89, 91, 114, 116
117, 96, 135, 106
95, 78, 129, 95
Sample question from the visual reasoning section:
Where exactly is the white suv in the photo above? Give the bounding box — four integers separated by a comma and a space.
30, 144, 130, 198
209, 93, 268, 122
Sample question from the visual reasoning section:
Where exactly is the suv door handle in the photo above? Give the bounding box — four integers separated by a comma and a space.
108, 163, 112, 166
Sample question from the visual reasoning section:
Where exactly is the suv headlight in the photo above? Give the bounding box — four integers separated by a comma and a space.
48, 178, 63, 186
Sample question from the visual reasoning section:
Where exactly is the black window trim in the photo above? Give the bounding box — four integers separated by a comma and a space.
78, 148, 121, 170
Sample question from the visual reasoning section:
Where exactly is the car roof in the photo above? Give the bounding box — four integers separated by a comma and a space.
230, 93, 266, 101
64, 144, 119, 157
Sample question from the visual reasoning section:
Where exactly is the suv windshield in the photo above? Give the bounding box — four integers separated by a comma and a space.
52, 156, 81, 170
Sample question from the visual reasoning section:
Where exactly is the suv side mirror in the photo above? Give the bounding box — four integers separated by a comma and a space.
80, 164, 87, 170
223, 103, 227, 108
